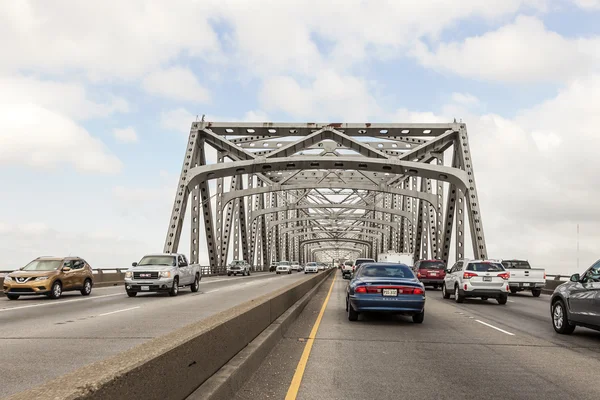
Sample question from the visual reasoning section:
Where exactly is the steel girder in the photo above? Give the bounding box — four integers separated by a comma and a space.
165, 122, 488, 271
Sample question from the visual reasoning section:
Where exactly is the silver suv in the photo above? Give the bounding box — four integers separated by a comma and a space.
442, 259, 510, 305
227, 260, 251, 276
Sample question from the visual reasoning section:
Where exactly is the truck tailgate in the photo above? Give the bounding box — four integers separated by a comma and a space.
508, 268, 545, 283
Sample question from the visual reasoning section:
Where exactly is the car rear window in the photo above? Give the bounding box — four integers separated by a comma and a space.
357, 264, 414, 278
466, 262, 505, 272
355, 259, 375, 266
501, 260, 531, 269
344, 261, 353, 266
419, 261, 445, 270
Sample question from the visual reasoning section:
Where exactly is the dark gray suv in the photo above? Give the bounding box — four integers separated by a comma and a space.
551, 260, 600, 334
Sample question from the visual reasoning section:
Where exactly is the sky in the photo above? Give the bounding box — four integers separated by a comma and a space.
1, 0, 600, 275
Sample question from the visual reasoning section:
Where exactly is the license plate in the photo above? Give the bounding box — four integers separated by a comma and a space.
141, 286, 150, 291
430, 272, 438, 276
382, 289, 398, 297
483, 277, 492, 282
524, 283, 531, 287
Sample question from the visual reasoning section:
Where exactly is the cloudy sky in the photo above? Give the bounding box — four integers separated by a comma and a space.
1, 0, 599, 274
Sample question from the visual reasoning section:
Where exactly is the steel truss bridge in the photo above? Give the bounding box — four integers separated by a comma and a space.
164, 122, 487, 273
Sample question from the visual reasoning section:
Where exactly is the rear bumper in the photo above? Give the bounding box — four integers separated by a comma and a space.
509, 282, 545, 289
420, 278, 444, 284
460, 289, 507, 298
350, 295, 425, 314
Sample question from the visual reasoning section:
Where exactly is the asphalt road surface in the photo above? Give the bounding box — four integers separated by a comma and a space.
235, 272, 600, 400
0, 271, 310, 398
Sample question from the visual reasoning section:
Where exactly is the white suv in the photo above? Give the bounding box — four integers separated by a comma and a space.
342, 260, 354, 279
442, 259, 510, 305
291, 261, 301, 271
304, 262, 318, 273
276, 261, 292, 274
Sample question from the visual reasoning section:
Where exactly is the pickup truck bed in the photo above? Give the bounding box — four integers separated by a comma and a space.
501, 259, 545, 297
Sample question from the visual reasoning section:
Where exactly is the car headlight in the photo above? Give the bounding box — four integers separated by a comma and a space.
4, 276, 12, 282
34, 277, 48, 281
159, 271, 171, 278
125, 271, 132, 278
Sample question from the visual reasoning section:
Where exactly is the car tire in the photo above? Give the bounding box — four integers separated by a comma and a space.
305, 272, 308, 274
6, 294, 19, 300
454, 285, 464, 303
497, 295, 508, 305
348, 302, 359, 321
227, 273, 231, 276
552, 299, 576, 334
510, 288, 518, 294
481, 297, 488, 301
169, 277, 179, 297
248, 269, 251, 276
442, 283, 451, 299
276, 272, 280, 275
80, 279, 92, 296
127, 291, 137, 297
412, 311, 425, 324
531, 289, 541, 297
288, 270, 292, 274
191, 274, 200, 292
48, 281, 62, 299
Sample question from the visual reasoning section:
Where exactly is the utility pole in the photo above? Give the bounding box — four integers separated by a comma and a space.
577, 223, 580, 271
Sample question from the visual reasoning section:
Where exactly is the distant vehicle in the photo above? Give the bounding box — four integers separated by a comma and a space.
276, 261, 292, 274
342, 260, 354, 279
500, 259, 545, 297
124, 253, 200, 297
269, 261, 278, 272
442, 259, 510, 304
227, 260, 251, 276
317, 262, 326, 271
377, 252, 414, 267
291, 261, 301, 271
304, 262, 319, 273
3, 256, 94, 300
550, 259, 600, 334
352, 258, 376, 275
414, 259, 447, 289
346, 263, 425, 323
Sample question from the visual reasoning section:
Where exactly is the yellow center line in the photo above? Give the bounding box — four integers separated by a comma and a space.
285, 273, 337, 400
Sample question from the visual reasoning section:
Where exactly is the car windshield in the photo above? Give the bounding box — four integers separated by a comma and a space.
357, 264, 414, 278
467, 262, 505, 272
306, 262, 317, 267
21, 260, 63, 271
419, 261, 445, 270
355, 259, 375, 266
138, 256, 176, 266
501, 260, 531, 269
279, 261, 291, 266
231, 260, 245, 265
344, 261, 353, 266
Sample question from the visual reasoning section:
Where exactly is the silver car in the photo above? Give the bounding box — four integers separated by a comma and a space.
442, 259, 510, 304
276, 261, 292, 274
551, 259, 600, 334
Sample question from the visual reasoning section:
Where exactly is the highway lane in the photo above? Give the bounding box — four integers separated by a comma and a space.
236, 273, 600, 400
0, 271, 311, 398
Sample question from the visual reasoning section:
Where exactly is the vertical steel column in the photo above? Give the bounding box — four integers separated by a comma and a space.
434, 153, 444, 259
196, 138, 218, 272
401, 178, 410, 252
441, 149, 459, 263
233, 190, 241, 260
259, 182, 268, 269
220, 176, 238, 268
237, 178, 250, 264
410, 177, 418, 253
413, 178, 426, 262
190, 148, 200, 264
215, 151, 225, 267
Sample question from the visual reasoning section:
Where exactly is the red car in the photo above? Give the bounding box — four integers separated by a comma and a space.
414, 259, 447, 289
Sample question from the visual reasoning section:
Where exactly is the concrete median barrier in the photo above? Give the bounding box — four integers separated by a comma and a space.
6, 269, 334, 400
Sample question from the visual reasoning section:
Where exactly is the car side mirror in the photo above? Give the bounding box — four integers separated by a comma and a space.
132, 262, 138, 267
570, 273, 580, 282
62, 267, 71, 272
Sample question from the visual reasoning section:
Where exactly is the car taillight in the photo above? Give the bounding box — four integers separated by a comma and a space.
544, 272, 546, 280
355, 286, 367, 293
413, 288, 424, 295
417, 272, 422, 278
463, 272, 477, 279
362, 286, 424, 294
498, 272, 510, 280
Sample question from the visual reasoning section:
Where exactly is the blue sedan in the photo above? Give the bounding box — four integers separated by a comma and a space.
346, 263, 426, 323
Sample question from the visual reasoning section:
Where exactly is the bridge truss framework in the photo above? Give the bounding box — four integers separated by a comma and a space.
164, 122, 488, 272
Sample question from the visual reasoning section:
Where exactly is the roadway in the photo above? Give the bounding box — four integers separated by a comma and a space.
235, 272, 600, 400
0, 271, 311, 398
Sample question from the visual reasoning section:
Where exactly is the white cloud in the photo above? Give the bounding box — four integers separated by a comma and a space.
160, 108, 197, 135
259, 70, 382, 120
143, 67, 210, 103
572, 0, 600, 9
413, 15, 600, 83
113, 127, 138, 143
0, 103, 122, 174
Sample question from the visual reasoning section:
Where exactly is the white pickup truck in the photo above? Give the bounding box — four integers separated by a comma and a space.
124, 253, 201, 297
500, 259, 546, 297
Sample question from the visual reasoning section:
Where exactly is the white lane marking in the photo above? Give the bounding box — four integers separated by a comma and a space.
507, 300, 515, 303
98, 306, 140, 317
475, 319, 515, 336
204, 289, 220, 294
0, 293, 123, 313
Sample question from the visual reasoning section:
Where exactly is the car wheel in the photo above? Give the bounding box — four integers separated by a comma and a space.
276, 272, 280, 275
531, 289, 541, 297
191, 274, 200, 292
80, 279, 92, 296
454, 285, 464, 303
288, 270, 292, 274
481, 297, 488, 301
48, 281, 62, 299
248, 269, 251, 276
510, 288, 518, 294
305, 271, 308, 274
412, 311, 425, 324
442, 283, 450, 299
227, 273, 231, 276
127, 291, 137, 297
169, 277, 179, 297
552, 300, 576, 334
497, 295, 507, 305
348, 302, 358, 321
6, 294, 20, 300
